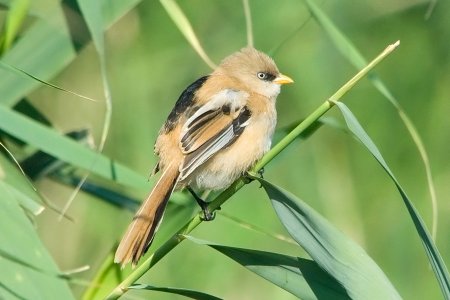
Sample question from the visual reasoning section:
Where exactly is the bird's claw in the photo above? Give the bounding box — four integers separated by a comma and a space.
244, 169, 264, 187
187, 186, 220, 221
243, 171, 256, 184
200, 209, 216, 221
257, 167, 265, 179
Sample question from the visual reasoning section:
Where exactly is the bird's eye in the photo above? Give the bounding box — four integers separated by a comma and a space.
257, 72, 267, 80
257, 72, 276, 81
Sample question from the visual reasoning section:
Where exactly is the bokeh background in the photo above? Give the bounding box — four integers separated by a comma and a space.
2, 0, 450, 299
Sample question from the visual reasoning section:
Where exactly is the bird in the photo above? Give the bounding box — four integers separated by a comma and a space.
114, 47, 293, 267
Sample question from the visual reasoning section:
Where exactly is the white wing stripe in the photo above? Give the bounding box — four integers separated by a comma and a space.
181, 89, 248, 138
180, 125, 234, 180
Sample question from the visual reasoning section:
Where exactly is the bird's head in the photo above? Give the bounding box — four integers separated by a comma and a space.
215, 47, 293, 99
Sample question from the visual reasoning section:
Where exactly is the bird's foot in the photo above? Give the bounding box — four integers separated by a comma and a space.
244, 168, 264, 187
200, 206, 216, 221
187, 187, 218, 221
257, 167, 265, 179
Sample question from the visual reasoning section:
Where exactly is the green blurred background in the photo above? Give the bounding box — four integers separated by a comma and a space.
6, 0, 450, 299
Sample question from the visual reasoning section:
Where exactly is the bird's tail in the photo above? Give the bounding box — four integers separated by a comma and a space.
114, 162, 179, 267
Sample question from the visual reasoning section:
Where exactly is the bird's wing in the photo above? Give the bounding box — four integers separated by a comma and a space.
162, 76, 210, 133
179, 89, 251, 180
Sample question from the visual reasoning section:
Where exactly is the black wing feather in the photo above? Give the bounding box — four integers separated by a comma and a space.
163, 76, 209, 132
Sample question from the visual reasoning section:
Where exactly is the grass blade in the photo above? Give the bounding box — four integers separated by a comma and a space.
186, 236, 349, 299
129, 284, 222, 300
160, 0, 216, 69
0, 181, 74, 299
0, 106, 148, 190
0, 3, 75, 107
242, 0, 253, 47
76, 0, 111, 150
0, 0, 29, 54
0, 0, 141, 107
64, 0, 113, 217
258, 178, 401, 299
76, 0, 104, 55
334, 101, 450, 299
301, 0, 438, 240
81, 251, 123, 300
0, 148, 44, 215
0, 61, 97, 102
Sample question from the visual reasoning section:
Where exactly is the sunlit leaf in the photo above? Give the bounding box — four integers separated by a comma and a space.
81, 251, 123, 300
0, 152, 43, 215
301, 0, 438, 243
129, 283, 222, 300
0, 183, 74, 299
0, 3, 75, 107
0, 0, 141, 107
0, 61, 97, 102
258, 179, 401, 299
334, 101, 450, 299
185, 236, 349, 300
76, 0, 111, 150
0, 105, 148, 190
0, 0, 29, 54
160, 0, 216, 69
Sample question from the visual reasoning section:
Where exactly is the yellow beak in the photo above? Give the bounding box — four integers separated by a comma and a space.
273, 73, 294, 85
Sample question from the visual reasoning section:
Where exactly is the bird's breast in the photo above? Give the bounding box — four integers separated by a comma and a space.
188, 101, 277, 191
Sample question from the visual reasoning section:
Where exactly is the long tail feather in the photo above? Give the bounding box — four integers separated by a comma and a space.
115, 162, 179, 267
